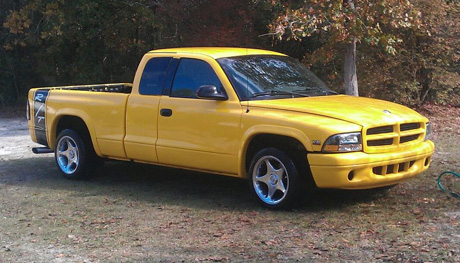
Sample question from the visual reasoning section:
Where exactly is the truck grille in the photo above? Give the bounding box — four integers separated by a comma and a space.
400, 134, 420, 144
367, 125, 393, 135
401, 123, 421, 131
367, 138, 393, 147
364, 122, 425, 153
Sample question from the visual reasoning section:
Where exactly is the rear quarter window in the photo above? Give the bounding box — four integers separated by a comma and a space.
139, 57, 172, 95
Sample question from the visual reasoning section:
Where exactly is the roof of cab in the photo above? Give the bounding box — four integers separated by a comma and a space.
148, 47, 286, 59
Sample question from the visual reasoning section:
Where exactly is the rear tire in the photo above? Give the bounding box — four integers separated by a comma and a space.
55, 129, 93, 179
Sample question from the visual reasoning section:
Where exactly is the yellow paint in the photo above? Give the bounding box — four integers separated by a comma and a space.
308, 140, 434, 189
27, 47, 434, 189
149, 47, 285, 59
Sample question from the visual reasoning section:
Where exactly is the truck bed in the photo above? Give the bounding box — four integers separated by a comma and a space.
30, 83, 132, 159
44, 83, 132, 93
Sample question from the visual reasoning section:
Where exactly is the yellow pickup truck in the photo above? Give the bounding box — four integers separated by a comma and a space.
27, 47, 434, 209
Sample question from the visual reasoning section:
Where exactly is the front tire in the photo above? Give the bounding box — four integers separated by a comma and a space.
55, 129, 91, 179
249, 148, 303, 209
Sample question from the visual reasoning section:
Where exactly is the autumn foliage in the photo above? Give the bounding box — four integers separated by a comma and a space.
0, 0, 458, 106
268, 0, 458, 105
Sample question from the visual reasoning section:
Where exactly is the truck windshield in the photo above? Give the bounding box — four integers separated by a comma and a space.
217, 55, 335, 101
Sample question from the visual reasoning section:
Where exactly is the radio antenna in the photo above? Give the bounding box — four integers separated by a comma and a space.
246, 48, 250, 113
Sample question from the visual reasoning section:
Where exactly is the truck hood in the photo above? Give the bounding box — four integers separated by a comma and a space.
247, 95, 427, 127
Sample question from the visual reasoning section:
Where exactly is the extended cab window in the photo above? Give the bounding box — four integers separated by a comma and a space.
139, 57, 172, 95
171, 58, 222, 98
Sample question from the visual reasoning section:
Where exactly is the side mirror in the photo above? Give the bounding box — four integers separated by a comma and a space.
196, 85, 228, 101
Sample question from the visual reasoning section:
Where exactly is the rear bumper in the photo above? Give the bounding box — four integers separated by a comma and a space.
307, 140, 435, 189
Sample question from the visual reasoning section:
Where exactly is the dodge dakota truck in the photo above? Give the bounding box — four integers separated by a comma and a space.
27, 47, 435, 209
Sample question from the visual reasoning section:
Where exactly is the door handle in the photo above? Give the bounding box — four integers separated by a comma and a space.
160, 108, 173, 117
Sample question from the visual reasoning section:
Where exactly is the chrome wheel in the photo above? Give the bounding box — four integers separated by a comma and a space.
252, 155, 289, 205
57, 135, 80, 174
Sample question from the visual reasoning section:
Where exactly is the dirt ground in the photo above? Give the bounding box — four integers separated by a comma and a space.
0, 105, 459, 263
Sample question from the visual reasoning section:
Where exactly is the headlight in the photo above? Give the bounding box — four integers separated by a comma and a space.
322, 132, 362, 152
425, 122, 432, 141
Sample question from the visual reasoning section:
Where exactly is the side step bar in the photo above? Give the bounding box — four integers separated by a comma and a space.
32, 147, 54, 154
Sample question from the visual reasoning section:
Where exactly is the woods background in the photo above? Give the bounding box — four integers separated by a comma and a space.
0, 0, 458, 107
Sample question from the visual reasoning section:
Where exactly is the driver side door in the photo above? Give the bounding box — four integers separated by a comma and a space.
156, 58, 243, 175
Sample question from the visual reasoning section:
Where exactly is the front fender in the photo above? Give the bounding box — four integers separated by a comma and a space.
237, 125, 313, 178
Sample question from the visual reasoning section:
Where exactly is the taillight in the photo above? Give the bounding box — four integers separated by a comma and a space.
26, 100, 30, 120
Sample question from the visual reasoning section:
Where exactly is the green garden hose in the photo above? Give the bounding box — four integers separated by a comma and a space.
437, 171, 460, 199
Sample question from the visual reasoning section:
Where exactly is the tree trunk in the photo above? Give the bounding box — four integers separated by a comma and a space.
344, 38, 359, 96
343, 0, 358, 96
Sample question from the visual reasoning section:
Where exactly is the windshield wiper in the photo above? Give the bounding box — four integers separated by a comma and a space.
252, 90, 309, 98
293, 87, 338, 95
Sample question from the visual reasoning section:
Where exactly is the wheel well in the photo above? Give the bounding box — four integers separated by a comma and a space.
245, 134, 307, 171
55, 116, 96, 154
245, 134, 316, 188
56, 116, 90, 139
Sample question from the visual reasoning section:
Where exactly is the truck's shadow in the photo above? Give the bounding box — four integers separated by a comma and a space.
1, 157, 391, 212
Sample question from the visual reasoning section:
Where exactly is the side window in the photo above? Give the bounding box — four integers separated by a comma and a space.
171, 58, 222, 98
139, 57, 172, 95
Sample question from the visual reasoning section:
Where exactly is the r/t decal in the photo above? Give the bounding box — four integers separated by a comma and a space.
35, 103, 45, 123
33, 89, 50, 146
35, 93, 44, 102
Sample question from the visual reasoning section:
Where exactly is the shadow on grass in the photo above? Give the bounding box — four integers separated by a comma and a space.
1, 156, 391, 212
297, 187, 392, 213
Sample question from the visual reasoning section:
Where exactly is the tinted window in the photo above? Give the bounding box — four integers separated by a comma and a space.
171, 59, 222, 98
139, 57, 172, 95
